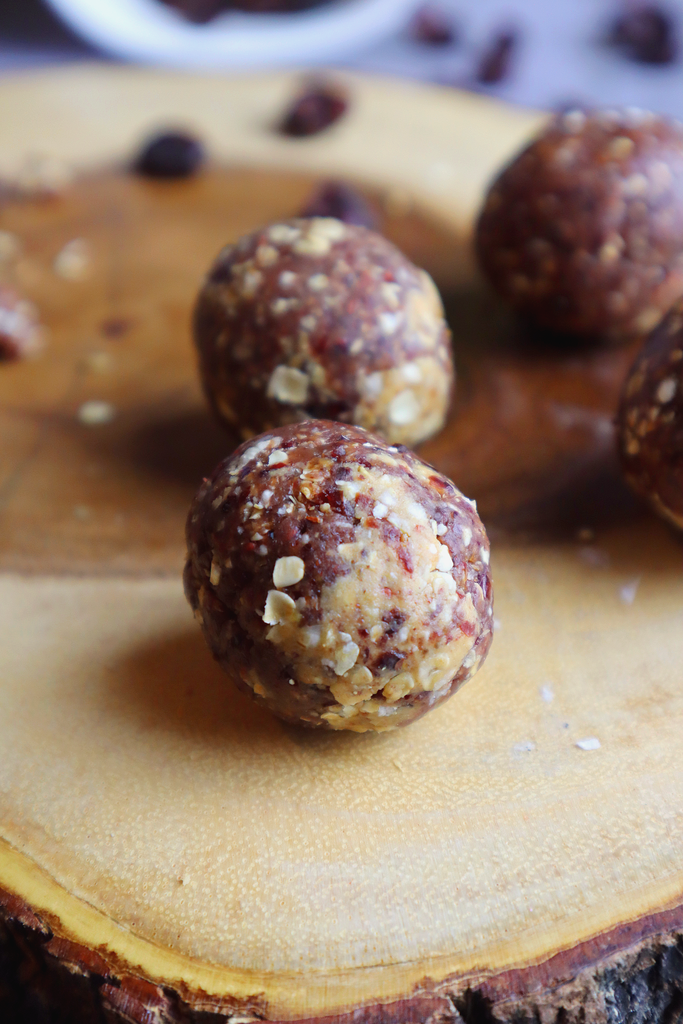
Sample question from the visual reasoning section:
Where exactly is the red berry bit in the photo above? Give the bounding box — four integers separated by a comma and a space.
609, 4, 677, 64
279, 82, 348, 138
476, 29, 518, 84
410, 5, 456, 46
299, 181, 377, 229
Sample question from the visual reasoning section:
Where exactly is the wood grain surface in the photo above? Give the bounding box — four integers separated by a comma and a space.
0, 65, 682, 1024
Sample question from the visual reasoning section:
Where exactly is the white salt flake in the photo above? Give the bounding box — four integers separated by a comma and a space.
540, 685, 554, 703
77, 400, 115, 426
619, 577, 641, 605
54, 238, 90, 281
575, 737, 601, 751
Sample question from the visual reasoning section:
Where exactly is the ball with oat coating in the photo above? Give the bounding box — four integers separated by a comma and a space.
193, 217, 453, 446
184, 420, 493, 732
476, 108, 683, 343
618, 298, 683, 528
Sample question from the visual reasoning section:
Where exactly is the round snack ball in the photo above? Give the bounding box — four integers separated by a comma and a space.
476, 108, 683, 343
193, 217, 453, 446
184, 420, 493, 732
618, 298, 683, 528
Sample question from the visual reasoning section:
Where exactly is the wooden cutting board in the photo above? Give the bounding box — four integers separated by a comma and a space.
1, 64, 682, 1024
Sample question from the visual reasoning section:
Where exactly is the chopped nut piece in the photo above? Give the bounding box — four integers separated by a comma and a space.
267, 365, 309, 405
262, 590, 299, 625
273, 556, 305, 588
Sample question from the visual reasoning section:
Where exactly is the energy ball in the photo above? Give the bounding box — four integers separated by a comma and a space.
618, 298, 683, 528
476, 108, 683, 343
184, 420, 493, 732
193, 217, 454, 446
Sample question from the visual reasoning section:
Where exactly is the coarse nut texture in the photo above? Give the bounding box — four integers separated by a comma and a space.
184, 420, 493, 732
476, 107, 683, 343
193, 217, 454, 446
618, 298, 683, 529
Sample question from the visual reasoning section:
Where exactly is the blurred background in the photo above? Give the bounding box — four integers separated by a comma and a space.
2, 0, 683, 116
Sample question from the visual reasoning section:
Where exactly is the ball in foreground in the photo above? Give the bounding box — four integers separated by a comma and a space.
476, 108, 683, 343
618, 299, 683, 529
193, 218, 454, 446
184, 420, 493, 732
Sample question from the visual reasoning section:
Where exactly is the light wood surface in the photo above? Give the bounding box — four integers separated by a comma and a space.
0, 64, 682, 1024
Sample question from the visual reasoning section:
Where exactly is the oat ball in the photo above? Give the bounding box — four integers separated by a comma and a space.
193, 218, 454, 446
184, 420, 493, 732
618, 298, 683, 528
476, 108, 683, 343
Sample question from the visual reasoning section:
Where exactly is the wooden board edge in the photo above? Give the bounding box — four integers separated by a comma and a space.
2, 837, 683, 1024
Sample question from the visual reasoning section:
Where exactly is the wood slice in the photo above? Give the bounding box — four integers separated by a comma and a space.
1, 66, 683, 1024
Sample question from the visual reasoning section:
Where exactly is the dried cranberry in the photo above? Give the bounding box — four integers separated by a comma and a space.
133, 131, 205, 179
158, 0, 228, 23
410, 4, 457, 46
476, 29, 518, 84
609, 4, 677, 64
279, 82, 348, 138
300, 181, 377, 229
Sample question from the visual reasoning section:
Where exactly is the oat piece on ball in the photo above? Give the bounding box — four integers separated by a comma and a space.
618, 298, 683, 528
476, 108, 683, 343
193, 218, 454, 446
184, 420, 493, 732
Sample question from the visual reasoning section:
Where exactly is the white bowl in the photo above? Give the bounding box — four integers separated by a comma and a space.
44, 0, 420, 70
